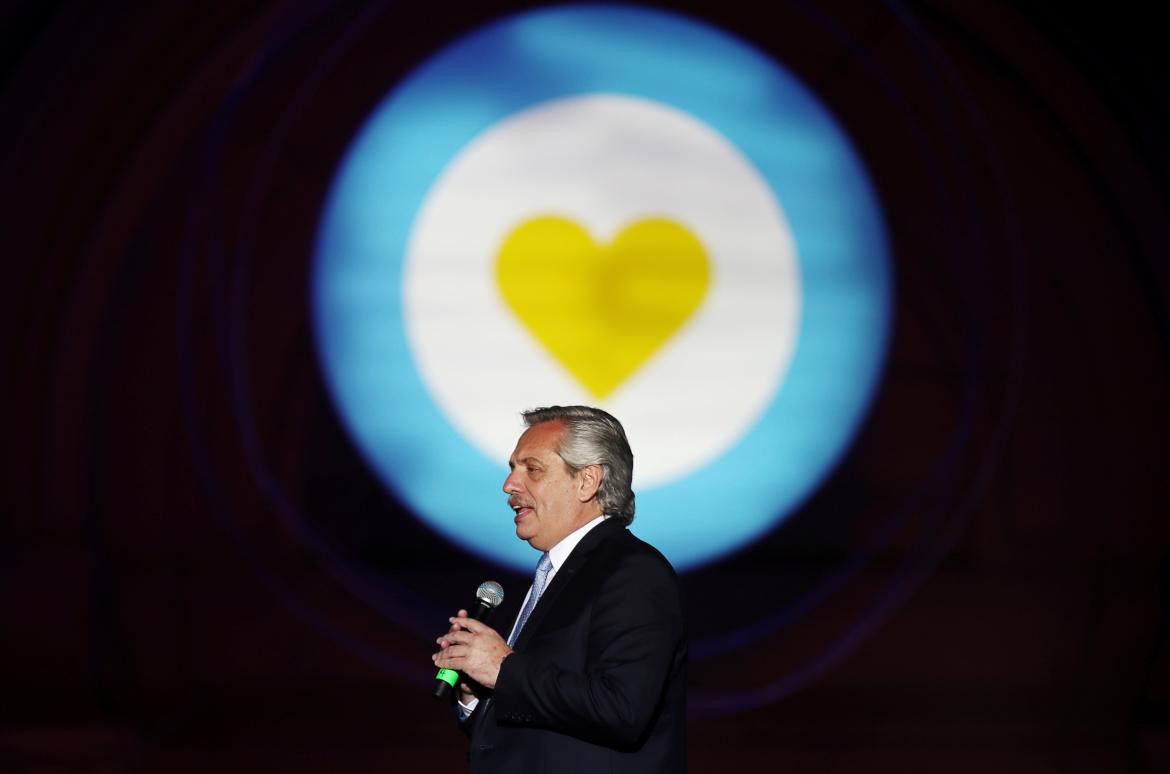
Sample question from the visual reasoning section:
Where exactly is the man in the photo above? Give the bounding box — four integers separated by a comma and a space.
432, 405, 688, 772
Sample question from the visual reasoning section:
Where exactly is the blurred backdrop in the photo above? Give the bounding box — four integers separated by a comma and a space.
2, 1, 1168, 772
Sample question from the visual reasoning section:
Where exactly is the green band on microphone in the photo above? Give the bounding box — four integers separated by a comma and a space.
435, 667, 458, 688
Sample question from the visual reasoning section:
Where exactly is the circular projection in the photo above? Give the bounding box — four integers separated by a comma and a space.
313, 5, 892, 571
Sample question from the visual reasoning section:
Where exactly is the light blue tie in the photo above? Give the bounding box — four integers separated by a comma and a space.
475, 553, 552, 718
508, 552, 553, 647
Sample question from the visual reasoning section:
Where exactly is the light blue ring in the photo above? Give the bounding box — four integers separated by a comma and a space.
313, 5, 892, 571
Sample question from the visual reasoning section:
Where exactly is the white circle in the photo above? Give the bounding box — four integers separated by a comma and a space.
403, 94, 800, 487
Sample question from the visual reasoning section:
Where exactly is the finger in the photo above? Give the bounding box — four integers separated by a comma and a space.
442, 630, 473, 646
447, 609, 473, 633
436, 647, 466, 668
450, 617, 490, 635
438, 632, 464, 647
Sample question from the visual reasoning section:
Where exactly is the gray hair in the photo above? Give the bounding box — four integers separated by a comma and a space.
521, 405, 635, 525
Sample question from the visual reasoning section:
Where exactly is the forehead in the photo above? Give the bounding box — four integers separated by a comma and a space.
510, 421, 567, 465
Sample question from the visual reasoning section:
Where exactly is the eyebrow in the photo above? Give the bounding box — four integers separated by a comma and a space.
509, 455, 543, 469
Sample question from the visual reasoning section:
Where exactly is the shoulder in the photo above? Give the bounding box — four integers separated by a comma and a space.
589, 522, 681, 588
582, 524, 685, 629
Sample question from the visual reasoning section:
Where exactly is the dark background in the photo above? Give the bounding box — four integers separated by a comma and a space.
3, 1, 1168, 771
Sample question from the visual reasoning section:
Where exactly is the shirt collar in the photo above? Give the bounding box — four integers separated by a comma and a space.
547, 514, 608, 571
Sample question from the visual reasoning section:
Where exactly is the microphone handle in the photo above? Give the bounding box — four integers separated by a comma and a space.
433, 600, 493, 699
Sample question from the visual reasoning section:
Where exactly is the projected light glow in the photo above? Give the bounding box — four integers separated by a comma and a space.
313, 5, 892, 571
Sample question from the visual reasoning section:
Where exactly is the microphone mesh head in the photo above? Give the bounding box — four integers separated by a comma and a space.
476, 581, 504, 609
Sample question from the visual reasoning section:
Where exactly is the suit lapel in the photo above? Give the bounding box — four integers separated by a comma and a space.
512, 519, 622, 652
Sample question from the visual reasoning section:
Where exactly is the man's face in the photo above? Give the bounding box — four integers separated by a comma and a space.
503, 421, 589, 551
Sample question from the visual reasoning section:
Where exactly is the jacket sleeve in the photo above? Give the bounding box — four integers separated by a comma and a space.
489, 550, 684, 748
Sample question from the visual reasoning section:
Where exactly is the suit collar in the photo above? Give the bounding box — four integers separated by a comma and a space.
512, 518, 625, 650
547, 513, 607, 572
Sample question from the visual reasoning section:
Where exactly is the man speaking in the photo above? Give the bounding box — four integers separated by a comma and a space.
432, 405, 688, 772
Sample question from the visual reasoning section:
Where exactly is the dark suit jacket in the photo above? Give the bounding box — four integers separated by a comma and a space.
464, 518, 687, 773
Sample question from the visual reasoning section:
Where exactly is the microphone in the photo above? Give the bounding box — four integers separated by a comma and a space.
433, 580, 505, 699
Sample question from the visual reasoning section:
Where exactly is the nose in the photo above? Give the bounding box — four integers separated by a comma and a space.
503, 469, 521, 494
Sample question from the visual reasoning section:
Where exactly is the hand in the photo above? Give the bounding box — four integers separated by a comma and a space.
439, 609, 478, 704
433, 614, 513, 689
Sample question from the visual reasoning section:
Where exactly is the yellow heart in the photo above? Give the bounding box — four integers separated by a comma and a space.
496, 216, 711, 398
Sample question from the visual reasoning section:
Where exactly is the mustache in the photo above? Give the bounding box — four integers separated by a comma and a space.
507, 496, 532, 509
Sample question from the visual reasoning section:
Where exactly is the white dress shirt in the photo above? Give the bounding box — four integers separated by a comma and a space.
457, 514, 608, 717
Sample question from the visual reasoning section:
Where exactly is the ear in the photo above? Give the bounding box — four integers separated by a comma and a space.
576, 464, 603, 502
